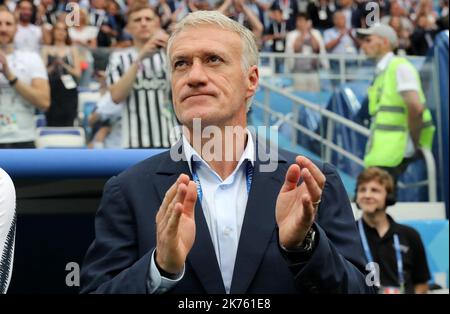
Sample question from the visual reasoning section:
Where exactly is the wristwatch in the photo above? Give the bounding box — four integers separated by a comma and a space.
281, 227, 316, 253
8, 76, 18, 86
297, 227, 316, 252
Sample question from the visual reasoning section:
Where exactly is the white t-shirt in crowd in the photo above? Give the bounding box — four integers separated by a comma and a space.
0, 168, 16, 294
69, 26, 99, 45
95, 92, 122, 149
13, 23, 42, 52
0, 50, 48, 144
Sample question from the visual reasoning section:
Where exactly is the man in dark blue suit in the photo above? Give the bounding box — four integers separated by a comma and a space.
80, 8, 373, 294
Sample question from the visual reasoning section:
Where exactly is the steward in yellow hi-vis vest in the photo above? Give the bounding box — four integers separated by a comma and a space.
357, 24, 435, 173
364, 57, 435, 167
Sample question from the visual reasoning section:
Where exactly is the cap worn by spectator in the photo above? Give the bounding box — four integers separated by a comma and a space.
357, 23, 399, 49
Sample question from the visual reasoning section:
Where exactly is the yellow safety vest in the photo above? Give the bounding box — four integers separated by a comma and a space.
364, 57, 435, 167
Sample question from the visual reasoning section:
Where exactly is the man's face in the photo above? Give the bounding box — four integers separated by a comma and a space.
0, 11, 16, 46
272, 10, 283, 23
356, 180, 388, 213
42, 0, 54, 7
333, 13, 346, 28
296, 17, 309, 31
360, 35, 385, 58
339, 0, 351, 7
18, 1, 34, 23
127, 9, 159, 42
169, 25, 258, 129
93, 0, 107, 9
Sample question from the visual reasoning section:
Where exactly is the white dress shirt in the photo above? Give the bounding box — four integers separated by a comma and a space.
147, 130, 256, 294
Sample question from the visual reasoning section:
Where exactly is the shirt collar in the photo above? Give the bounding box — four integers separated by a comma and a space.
361, 213, 398, 240
376, 51, 395, 74
182, 128, 255, 175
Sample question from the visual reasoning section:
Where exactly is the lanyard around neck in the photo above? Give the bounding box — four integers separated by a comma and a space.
358, 219, 405, 289
191, 161, 254, 203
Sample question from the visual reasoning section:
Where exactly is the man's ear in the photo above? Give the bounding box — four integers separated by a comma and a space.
246, 65, 259, 99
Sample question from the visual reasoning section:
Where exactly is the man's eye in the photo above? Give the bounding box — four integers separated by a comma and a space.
208, 55, 222, 63
173, 60, 187, 69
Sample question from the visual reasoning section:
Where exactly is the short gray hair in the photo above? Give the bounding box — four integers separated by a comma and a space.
167, 10, 259, 110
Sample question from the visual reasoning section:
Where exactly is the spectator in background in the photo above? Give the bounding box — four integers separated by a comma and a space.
69, 7, 98, 48
263, 6, 286, 72
436, 0, 449, 30
285, 12, 325, 91
37, 0, 59, 45
13, 0, 43, 52
323, 10, 358, 83
324, 10, 358, 55
41, 21, 81, 126
154, 0, 173, 30
0, 6, 50, 148
439, 0, 449, 17
38, 0, 58, 26
381, 0, 414, 34
1, 0, 17, 12
247, 0, 272, 32
0, 168, 16, 294
409, 13, 438, 55
389, 16, 411, 55
69, 7, 97, 86
89, 0, 108, 28
307, 0, 336, 32
218, 0, 264, 44
269, 0, 298, 31
88, 71, 122, 149
414, 0, 438, 27
337, 0, 363, 28
171, 0, 191, 23
106, 0, 132, 47
107, 2, 177, 148
355, 167, 430, 294
357, 24, 435, 184
187, 0, 211, 11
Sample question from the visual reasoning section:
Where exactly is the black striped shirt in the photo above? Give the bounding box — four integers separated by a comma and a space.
106, 47, 177, 148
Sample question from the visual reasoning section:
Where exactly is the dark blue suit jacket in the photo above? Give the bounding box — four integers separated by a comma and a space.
80, 144, 372, 293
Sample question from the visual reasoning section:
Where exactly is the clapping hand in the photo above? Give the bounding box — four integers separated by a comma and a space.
276, 156, 325, 249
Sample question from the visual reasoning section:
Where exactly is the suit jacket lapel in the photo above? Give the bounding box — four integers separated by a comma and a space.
154, 150, 225, 294
230, 141, 288, 293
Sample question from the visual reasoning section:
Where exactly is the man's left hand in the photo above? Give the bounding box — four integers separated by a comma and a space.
276, 156, 325, 250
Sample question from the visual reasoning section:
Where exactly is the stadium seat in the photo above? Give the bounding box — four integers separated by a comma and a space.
35, 127, 86, 148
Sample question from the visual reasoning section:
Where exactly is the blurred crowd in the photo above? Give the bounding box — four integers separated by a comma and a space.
0, 0, 448, 148
1, 0, 448, 54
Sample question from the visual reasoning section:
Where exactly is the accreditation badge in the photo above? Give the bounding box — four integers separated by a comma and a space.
61, 74, 77, 90
275, 40, 285, 52
318, 10, 328, 20
380, 286, 403, 294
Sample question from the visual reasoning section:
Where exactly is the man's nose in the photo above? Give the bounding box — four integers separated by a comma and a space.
187, 60, 208, 87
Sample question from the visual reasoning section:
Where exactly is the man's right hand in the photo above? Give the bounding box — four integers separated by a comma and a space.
138, 30, 169, 61
155, 174, 198, 275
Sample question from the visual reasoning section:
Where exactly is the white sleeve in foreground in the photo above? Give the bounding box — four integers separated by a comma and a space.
0, 168, 16, 294
147, 248, 185, 294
